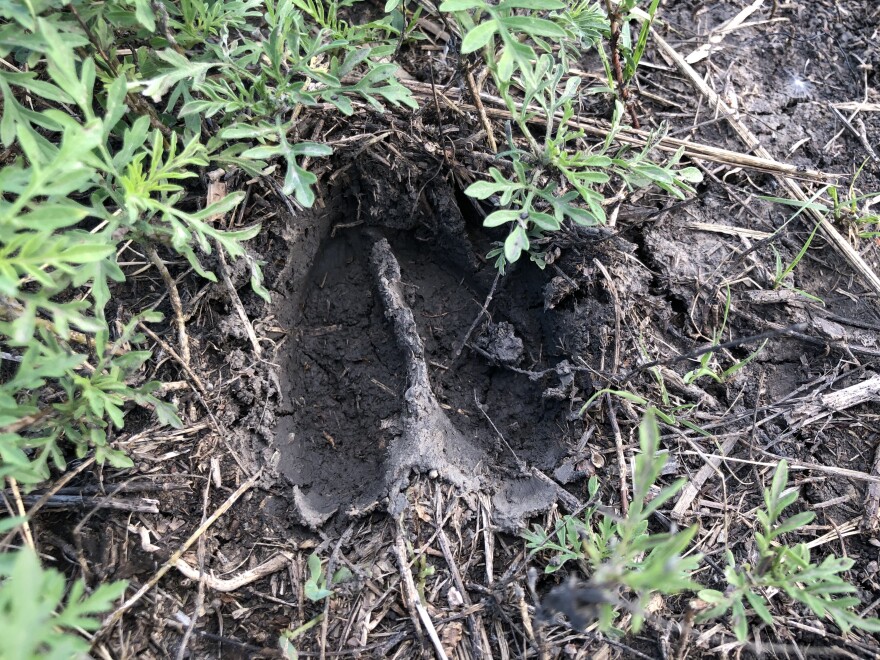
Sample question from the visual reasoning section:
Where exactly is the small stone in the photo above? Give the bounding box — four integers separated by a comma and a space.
428, 469, 439, 479
554, 462, 575, 484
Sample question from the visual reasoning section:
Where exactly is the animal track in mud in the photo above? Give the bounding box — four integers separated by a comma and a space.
273, 229, 599, 529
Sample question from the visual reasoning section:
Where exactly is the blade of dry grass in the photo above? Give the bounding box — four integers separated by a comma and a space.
393, 520, 449, 660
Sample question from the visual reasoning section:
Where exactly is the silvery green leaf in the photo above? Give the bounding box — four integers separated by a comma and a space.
461, 20, 498, 53
504, 225, 529, 262
439, 0, 485, 10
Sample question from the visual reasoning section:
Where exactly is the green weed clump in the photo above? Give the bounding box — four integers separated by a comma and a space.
0, 546, 126, 658
698, 459, 880, 642
0, 0, 409, 647
525, 412, 880, 644
441, 0, 701, 269
524, 410, 700, 635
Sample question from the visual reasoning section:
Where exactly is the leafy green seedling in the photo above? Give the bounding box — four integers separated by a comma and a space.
0, 548, 127, 658
525, 409, 701, 633
698, 460, 880, 642
682, 287, 767, 385
279, 615, 325, 660
303, 551, 352, 602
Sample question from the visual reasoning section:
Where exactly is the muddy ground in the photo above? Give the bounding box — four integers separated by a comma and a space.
19, 0, 880, 657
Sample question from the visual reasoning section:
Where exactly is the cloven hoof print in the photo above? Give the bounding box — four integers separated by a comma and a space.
2, 0, 880, 657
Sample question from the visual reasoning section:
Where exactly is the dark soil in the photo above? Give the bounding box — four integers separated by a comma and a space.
272, 198, 630, 529
22, 0, 880, 658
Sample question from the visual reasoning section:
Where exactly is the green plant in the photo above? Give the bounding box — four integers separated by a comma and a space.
169, 0, 415, 202
279, 550, 351, 658
279, 615, 324, 660
618, 0, 660, 84
0, 0, 424, 477
415, 553, 436, 602
524, 410, 701, 633
682, 287, 766, 386
440, 0, 569, 83
0, 546, 126, 658
442, 0, 702, 269
698, 460, 880, 642
577, 387, 709, 438
526, 415, 880, 642
294, 0, 398, 42
763, 163, 880, 240
303, 551, 351, 602
0, 26, 194, 482
760, 170, 880, 301
552, 0, 606, 58
768, 219, 823, 303
0, 0, 403, 648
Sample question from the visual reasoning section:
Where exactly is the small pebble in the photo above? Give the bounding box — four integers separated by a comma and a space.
447, 587, 464, 608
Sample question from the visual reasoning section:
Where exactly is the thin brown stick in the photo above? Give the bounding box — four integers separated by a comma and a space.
605, 396, 629, 515
393, 520, 448, 659
0, 304, 123, 356
436, 527, 489, 658
205, 171, 263, 358
66, 1, 118, 75
215, 245, 263, 358
138, 322, 252, 475
175, 474, 210, 660
66, 1, 170, 137
0, 407, 53, 435
603, 0, 639, 128
671, 435, 737, 521
517, 588, 548, 660
96, 470, 262, 637
0, 457, 96, 549
18, 495, 158, 513
171, 552, 292, 591
675, 602, 698, 660
593, 259, 621, 373
863, 443, 880, 532
467, 69, 498, 153
7, 478, 34, 549
137, 322, 206, 394
146, 245, 191, 367
392, 525, 426, 649
151, 0, 182, 54
705, 451, 880, 484
593, 257, 628, 514
453, 270, 500, 361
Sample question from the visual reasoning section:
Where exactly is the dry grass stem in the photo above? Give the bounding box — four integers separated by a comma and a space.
146, 245, 191, 367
